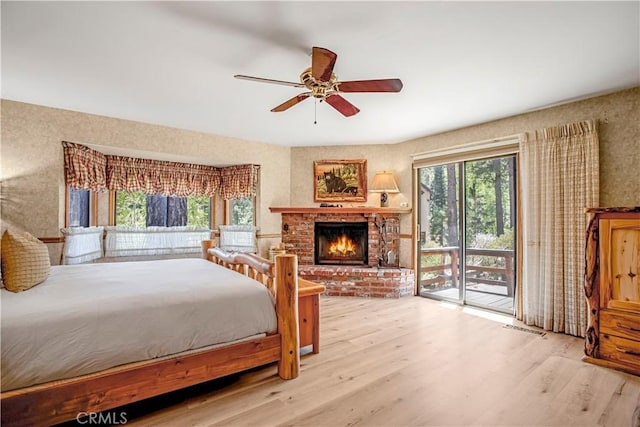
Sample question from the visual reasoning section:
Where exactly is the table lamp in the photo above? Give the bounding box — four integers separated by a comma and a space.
370, 171, 399, 207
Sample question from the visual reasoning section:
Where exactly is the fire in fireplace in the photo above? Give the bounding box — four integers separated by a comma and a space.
314, 222, 368, 265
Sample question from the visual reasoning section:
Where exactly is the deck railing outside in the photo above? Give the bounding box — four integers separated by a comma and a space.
419, 247, 514, 297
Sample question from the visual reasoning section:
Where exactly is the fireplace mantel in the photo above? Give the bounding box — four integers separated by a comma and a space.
269, 207, 412, 215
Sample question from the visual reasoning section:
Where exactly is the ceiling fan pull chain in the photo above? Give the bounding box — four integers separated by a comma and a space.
314, 98, 317, 125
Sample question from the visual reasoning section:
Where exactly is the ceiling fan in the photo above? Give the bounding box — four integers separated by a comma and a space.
234, 47, 403, 117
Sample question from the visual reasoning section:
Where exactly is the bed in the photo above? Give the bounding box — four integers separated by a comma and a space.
0, 240, 300, 426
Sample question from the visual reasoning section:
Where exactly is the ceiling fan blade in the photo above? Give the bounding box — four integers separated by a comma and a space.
234, 75, 305, 88
337, 79, 403, 93
325, 94, 360, 117
312, 47, 337, 82
271, 92, 312, 112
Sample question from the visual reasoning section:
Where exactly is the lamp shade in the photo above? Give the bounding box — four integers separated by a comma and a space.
370, 172, 399, 193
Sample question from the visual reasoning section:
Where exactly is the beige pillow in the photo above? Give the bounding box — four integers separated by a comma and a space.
1, 230, 51, 292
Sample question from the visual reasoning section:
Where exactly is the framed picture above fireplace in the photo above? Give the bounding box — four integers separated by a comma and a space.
314, 159, 367, 202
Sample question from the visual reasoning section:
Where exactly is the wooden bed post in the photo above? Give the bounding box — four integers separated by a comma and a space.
276, 254, 300, 379
201, 239, 216, 261
205, 246, 300, 379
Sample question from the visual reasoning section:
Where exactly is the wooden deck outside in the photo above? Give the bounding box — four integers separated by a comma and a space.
419, 246, 515, 313
421, 287, 514, 313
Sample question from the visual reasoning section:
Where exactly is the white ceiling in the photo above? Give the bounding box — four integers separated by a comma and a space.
2, 1, 638, 147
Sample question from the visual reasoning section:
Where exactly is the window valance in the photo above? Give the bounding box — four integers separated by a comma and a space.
62, 142, 259, 198
219, 164, 260, 200
106, 155, 221, 197
62, 142, 107, 191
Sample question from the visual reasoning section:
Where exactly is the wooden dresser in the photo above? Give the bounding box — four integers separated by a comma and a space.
584, 207, 640, 375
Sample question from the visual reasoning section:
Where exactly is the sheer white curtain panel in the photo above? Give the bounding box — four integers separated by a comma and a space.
104, 226, 211, 257
61, 226, 104, 264
218, 225, 258, 253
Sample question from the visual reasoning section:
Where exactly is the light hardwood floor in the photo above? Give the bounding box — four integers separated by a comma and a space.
126, 296, 640, 426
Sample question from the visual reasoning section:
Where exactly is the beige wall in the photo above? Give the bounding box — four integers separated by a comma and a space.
2, 88, 638, 266
291, 87, 640, 267
0, 100, 292, 262
398, 87, 640, 207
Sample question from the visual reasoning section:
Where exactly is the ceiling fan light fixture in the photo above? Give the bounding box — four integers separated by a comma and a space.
234, 46, 403, 117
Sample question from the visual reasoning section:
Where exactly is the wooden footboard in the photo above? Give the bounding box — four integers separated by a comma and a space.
1, 243, 299, 427
202, 240, 300, 379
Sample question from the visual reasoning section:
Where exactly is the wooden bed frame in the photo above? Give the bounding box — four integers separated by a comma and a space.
0, 240, 300, 426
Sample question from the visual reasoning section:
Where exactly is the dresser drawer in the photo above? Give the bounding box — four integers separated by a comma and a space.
599, 334, 640, 372
601, 310, 640, 342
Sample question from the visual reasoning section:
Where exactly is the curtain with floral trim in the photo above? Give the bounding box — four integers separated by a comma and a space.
62, 141, 107, 191
219, 164, 260, 200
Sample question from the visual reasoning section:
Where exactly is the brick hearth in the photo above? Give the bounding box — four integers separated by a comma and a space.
299, 265, 414, 298
270, 207, 414, 298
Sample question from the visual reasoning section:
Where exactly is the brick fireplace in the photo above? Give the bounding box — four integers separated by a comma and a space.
270, 207, 414, 298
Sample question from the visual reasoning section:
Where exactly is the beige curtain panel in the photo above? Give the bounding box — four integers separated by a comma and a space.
62, 141, 107, 191
520, 119, 599, 337
62, 142, 258, 199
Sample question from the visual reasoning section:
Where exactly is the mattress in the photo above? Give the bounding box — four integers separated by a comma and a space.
0, 258, 277, 391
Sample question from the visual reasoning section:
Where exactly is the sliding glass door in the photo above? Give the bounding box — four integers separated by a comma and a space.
417, 155, 517, 314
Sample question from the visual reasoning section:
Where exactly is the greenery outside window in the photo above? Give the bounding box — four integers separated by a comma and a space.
225, 197, 255, 225
114, 191, 211, 228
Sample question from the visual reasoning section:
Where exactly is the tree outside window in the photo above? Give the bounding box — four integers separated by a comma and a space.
229, 197, 255, 225
187, 196, 211, 227
115, 191, 210, 227
115, 191, 147, 227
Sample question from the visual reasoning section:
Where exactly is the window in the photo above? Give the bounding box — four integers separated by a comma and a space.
226, 197, 255, 225
114, 191, 211, 228
66, 187, 96, 227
